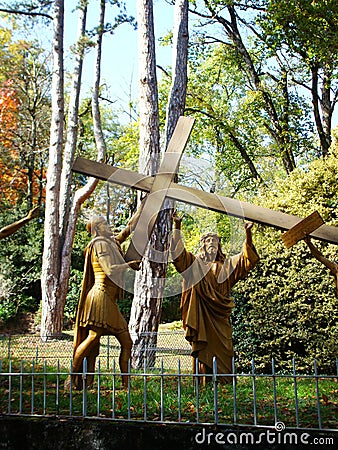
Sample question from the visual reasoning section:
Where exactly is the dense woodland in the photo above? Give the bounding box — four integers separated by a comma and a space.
0, 0, 337, 372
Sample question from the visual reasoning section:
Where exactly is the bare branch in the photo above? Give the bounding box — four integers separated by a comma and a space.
156, 65, 170, 77
0, 7, 52, 20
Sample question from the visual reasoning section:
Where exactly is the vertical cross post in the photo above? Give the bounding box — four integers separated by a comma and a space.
124, 116, 195, 261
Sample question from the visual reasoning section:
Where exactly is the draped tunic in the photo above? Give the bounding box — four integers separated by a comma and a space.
173, 241, 259, 378
73, 236, 128, 358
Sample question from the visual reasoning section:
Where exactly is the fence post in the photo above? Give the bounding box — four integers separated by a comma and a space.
43, 360, 47, 415
292, 357, 299, 428
160, 358, 164, 421
232, 357, 237, 425
69, 359, 73, 416
111, 358, 116, 419
195, 358, 200, 423
56, 359, 60, 415
272, 357, 278, 425
19, 360, 23, 414
31, 359, 35, 415
213, 357, 218, 425
8, 360, 12, 414
314, 358, 322, 429
107, 336, 110, 370
252, 357, 257, 426
82, 358, 87, 417
97, 359, 101, 417
127, 359, 131, 420
7, 335, 11, 360
177, 358, 181, 423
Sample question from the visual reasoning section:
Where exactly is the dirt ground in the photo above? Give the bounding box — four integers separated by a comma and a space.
0, 312, 38, 335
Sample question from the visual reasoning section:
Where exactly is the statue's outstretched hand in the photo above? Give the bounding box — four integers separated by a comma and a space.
27, 206, 40, 220
128, 260, 141, 271
244, 221, 254, 231
303, 234, 311, 244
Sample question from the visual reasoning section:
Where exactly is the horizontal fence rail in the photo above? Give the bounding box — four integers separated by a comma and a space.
0, 354, 337, 432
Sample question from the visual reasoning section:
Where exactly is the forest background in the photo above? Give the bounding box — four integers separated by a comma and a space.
0, 0, 337, 374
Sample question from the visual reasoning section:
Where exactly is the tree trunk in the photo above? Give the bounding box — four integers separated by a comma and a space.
311, 63, 329, 157
59, 0, 87, 240
164, 0, 189, 145
320, 64, 333, 156
56, 0, 107, 325
129, 0, 160, 369
129, 0, 189, 369
40, 0, 64, 340
41, 0, 106, 338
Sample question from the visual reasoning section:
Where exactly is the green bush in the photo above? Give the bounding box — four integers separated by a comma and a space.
0, 206, 43, 324
232, 154, 338, 374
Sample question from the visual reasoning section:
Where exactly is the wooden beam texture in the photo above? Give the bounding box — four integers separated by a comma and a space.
281, 211, 325, 249
72, 157, 338, 246
123, 116, 195, 261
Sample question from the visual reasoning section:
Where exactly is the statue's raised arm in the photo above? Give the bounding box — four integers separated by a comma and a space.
0, 206, 40, 240
304, 235, 338, 297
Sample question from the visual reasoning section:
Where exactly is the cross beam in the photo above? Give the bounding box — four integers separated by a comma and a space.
281, 211, 324, 248
72, 156, 338, 246
124, 116, 194, 261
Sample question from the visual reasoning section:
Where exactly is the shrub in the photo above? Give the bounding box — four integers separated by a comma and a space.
232, 154, 338, 374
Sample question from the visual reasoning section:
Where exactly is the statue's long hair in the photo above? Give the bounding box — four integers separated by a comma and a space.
198, 232, 226, 263
86, 216, 106, 237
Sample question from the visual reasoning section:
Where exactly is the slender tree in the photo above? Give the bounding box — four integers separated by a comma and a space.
128, 0, 160, 367
40, 0, 108, 338
164, 0, 189, 145
55, 0, 108, 333
40, 0, 64, 338
59, 0, 88, 239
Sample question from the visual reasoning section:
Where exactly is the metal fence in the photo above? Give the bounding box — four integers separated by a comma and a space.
0, 331, 192, 370
0, 353, 337, 432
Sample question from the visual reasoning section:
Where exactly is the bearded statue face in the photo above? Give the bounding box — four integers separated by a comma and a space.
199, 232, 225, 262
203, 235, 219, 259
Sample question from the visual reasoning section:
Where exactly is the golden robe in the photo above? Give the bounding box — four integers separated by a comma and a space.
173, 242, 259, 378
73, 237, 128, 360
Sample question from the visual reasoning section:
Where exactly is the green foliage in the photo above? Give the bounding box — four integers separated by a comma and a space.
232, 154, 338, 373
262, 154, 338, 223
261, 0, 338, 65
175, 37, 315, 194
63, 269, 83, 326
0, 205, 43, 324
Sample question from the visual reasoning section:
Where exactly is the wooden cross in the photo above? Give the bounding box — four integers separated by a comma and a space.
281, 211, 324, 249
124, 116, 194, 261
72, 116, 338, 256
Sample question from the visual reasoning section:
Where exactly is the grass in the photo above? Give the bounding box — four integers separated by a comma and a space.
0, 359, 337, 429
0, 331, 337, 429
0, 330, 193, 370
